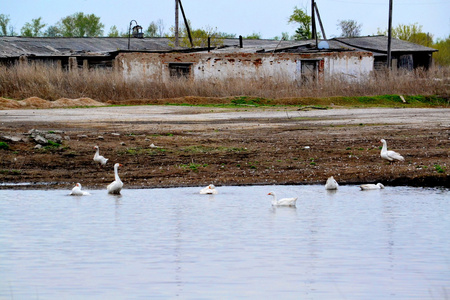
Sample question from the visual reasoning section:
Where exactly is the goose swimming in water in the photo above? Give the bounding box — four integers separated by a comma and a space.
200, 184, 218, 195
268, 191, 297, 206
325, 176, 339, 190
360, 183, 385, 190
107, 163, 123, 194
70, 183, 91, 196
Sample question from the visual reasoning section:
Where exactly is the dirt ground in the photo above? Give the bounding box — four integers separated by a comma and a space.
0, 103, 449, 190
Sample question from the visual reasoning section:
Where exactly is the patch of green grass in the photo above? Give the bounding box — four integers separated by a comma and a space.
434, 164, 446, 174
231, 96, 273, 106
0, 142, 10, 150
182, 145, 247, 154
42, 141, 61, 150
247, 161, 259, 169
120, 147, 166, 156
147, 94, 449, 109
180, 163, 204, 172
0, 169, 21, 175
327, 95, 449, 108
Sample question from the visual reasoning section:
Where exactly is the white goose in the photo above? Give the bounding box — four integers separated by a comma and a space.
268, 192, 297, 206
325, 176, 339, 190
380, 139, 404, 162
107, 163, 123, 194
70, 183, 91, 196
93, 145, 108, 166
200, 184, 218, 194
360, 183, 385, 190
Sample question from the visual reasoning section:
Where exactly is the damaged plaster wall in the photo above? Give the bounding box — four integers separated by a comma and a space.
324, 52, 374, 79
116, 51, 373, 83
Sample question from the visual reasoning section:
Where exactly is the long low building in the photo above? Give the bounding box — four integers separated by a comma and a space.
0, 35, 437, 83
116, 50, 374, 83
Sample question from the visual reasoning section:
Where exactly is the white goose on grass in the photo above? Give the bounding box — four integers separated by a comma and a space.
380, 139, 404, 162
325, 176, 339, 190
70, 183, 91, 196
107, 163, 123, 194
360, 183, 385, 190
200, 184, 218, 195
268, 192, 297, 207
93, 145, 108, 167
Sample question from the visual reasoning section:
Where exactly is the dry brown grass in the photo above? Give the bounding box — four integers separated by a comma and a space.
0, 62, 448, 103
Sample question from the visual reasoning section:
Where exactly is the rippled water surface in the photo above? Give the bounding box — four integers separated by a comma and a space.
1, 185, 449, 299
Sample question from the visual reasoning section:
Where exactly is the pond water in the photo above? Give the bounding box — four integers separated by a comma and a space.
0, 185, 449, 299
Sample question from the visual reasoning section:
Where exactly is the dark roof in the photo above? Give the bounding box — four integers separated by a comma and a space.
0, 36, 310, 58
334, 35, 437, 54
0, 37, 175, 58
0, 35, 437, 59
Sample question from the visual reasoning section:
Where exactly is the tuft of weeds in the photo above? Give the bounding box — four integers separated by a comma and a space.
120, 147, 166, 156
0, 169, 21, 175
0, 142, 10, 150
180, 163, 205, 172
434, 164, 446, 174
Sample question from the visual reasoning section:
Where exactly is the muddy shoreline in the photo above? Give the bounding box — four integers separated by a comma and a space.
0, 106, 449, 190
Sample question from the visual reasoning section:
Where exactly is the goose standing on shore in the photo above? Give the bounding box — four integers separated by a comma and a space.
93, 146, 108, 167
360, 183, 385, 190
380, 139, 404, 162
107, 163, 123, 194
268, 192, 297, 206
325, 176, 339, 190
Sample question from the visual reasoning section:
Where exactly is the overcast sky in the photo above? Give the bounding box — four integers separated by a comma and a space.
3, 0, 449, 41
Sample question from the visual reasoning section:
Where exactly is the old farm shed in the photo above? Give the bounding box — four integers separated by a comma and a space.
116, 39, 374, 83
0, 36, 437, 82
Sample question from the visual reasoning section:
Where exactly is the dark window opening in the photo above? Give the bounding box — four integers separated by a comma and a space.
169, 63, 192, 78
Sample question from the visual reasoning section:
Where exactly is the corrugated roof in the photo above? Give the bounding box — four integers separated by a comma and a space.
334, 35, 437, 53
0, 37, 175, 58
0, 35, 437, 59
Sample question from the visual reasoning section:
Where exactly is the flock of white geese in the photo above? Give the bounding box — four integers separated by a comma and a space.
71, 139, 405, 207
324, 138, 403, 194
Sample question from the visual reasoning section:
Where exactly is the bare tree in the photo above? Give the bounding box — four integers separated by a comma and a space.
337, 19, 362, 37
156, 19, 165, 37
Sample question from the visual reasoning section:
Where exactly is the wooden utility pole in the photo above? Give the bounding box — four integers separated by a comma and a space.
311, 0, 317, 40
387, 0, 393, 69
178, 0, 194, 47
314, 1, 326, 40
175, 0, 179, 47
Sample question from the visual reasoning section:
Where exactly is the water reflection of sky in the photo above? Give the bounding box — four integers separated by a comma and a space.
0, 185, 449, 299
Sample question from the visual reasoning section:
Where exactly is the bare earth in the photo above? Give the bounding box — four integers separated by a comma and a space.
0, 105, 449, 189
